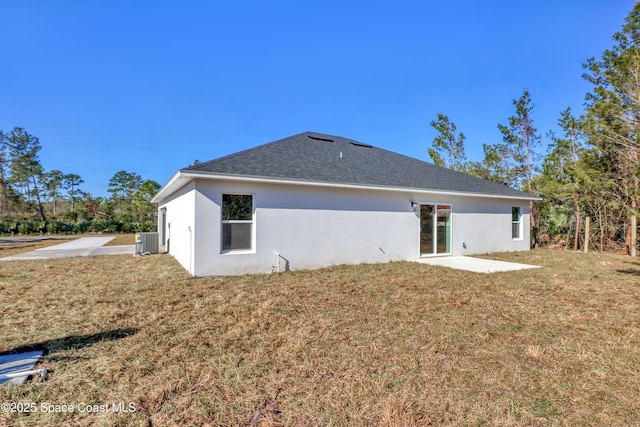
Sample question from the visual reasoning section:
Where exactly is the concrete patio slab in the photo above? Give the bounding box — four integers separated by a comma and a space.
0, 237, 134, 261
415, 256, 540, 273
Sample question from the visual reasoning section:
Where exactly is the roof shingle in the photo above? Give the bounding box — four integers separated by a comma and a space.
184, 132, 537, 199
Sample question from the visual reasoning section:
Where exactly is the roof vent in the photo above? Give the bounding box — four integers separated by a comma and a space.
350, 141, 372, 148
308, 135, 334, 142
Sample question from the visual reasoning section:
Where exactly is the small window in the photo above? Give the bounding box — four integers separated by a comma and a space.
512, 207, 521, 239
222, 194, 253, 251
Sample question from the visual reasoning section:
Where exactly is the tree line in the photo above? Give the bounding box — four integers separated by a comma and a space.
428, 4, 640, 255
0, 127, 160, 234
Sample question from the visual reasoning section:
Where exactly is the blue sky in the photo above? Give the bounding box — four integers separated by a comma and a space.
0, 1, 633, 197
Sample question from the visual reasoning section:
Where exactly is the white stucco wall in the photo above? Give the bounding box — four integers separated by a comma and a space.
157, 181, 195, 274
191, 180, 419, 276
447, 195, 531, 255
154, 179, 532, 276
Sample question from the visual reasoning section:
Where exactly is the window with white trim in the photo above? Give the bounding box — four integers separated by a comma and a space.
221, 194, 253, 251
512, 207, 521, 239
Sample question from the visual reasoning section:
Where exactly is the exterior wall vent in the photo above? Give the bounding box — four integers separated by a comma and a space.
308, 135, 334, 142
350, 141, 372, 148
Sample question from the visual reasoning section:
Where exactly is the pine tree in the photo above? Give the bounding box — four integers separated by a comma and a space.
496, 90, 541, 246
537, 108, 586, 248
428, 113, 468, 171
6, 127, 47, 221
0, 130, 6, 215
583, 3, 640, 255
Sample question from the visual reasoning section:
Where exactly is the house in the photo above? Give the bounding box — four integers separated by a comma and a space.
151, 132, 540, 276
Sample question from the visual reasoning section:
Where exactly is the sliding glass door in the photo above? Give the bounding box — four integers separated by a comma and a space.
420, 205, 434, 254
420, 204, 451, 256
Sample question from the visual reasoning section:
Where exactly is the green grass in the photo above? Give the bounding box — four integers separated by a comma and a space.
0, 249, 639, 426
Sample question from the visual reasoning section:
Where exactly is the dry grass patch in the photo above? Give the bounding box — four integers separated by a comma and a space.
103, 234, 136, 246
0, 249, 639, 426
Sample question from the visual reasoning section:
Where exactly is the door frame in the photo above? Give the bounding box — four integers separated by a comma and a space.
419, 202, 452, 257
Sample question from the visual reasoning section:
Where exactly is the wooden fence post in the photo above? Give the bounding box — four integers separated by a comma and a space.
632, 214, 637, 257
584, 216, 590, 253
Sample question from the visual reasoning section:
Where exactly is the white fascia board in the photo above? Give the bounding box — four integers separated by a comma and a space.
164, 170, 542, 202
150, 171, 191, 204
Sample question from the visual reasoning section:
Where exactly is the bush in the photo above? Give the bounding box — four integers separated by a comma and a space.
47, 221, 69, 234
74, 221, 92, 233
35, 221, 48, 234
105, 220, 123, 233
138, 221, 155, 232
6, 221, 19, 234
47, 222, 60, 234
122, 222, 136, 234
121, 221, 155, 233
89, 219, 123, 233
0, 218, 156, 236
18, 222, 34, 235
88, 219, 108, 233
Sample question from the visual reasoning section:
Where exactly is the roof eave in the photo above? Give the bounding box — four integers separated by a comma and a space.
150, 171, 192, 204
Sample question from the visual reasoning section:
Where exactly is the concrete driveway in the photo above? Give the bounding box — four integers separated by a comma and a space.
0, 237, 134, 261
415, 256, 540, 273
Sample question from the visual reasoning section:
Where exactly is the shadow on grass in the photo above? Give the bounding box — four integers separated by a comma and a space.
0, 238, 53, 244
0, 328, 138, 356
617, 269, 640, 276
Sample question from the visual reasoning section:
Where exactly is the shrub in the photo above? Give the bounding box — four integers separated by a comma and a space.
121, 221, 155, 233
47, 221, 70, 234
75, 221, 92, 233
89, 219, 108, 233
122, 222, 136, 234
89, 219, 123, 233
47, 222, 60, 234
18, 222, 34, 235
105, 220, 123, 233
138, 221, 155, 232
35, 221, 48, 234
0, 218, 156, 235
7, 221, 19, 234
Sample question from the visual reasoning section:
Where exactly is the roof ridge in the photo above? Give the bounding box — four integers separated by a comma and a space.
184, 131, 360, 170
183, 132, 313, 170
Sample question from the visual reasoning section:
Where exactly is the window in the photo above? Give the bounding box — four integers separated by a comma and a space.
512, 207, 521, 239
222, 194, 253, 251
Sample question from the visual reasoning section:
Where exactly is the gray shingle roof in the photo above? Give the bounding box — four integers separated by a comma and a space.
184, 132, 537, 199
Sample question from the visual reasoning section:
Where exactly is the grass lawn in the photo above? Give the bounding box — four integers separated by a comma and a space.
0, 250, 639, 426
103, 234, 136, 246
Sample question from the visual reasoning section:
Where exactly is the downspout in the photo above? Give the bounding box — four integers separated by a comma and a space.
188, 225, 194, 275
